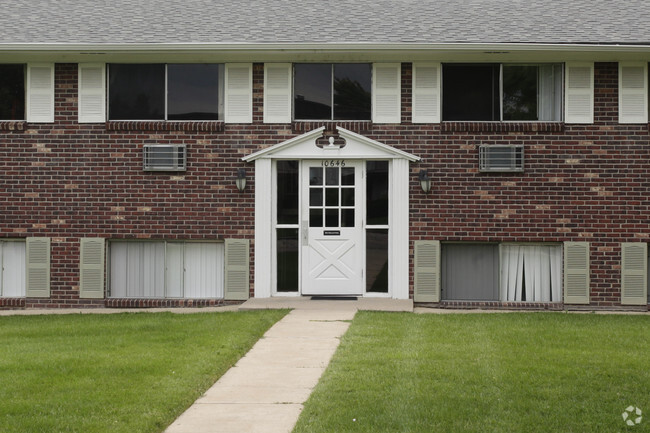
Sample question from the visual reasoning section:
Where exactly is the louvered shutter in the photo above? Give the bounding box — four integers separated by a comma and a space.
27, 63, 55, 123
26, 237, 50, 298
224, 239, 250, 300
78, 64, 106, 123
619, 63, 648, 124
79, 238, 105, 299
564, 63, 593, 124
225, 63, 252, 123
264, 63, 291, 123
620, 243, 647, 305
372, 63, 401, 124
414, 240, 440, 302
412, 63, 440, 123
563, 242, 590, 304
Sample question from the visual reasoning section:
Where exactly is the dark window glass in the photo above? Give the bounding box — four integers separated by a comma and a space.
168, 64, 221, 120
0, 65, 24, 120
309, 167, 323, 186
341, 188, 354, 206
325, 188, 339, 207
442, 64, 499, 121
342, 209, 355, 228
109, 64, 165, 120
334, 64, 371, 120
366, 229, 388, 293
441, 244, 499, 301
326, 167, 339, 185
310, 188, 323, 207
277, 228, 299, 292
294, 63, 371, 120
341, 167, 355, 185
294, 64, 332, 119
277, 161, 299, 225
366, 161, 389, 226
310, 209, 323, 227
503, 66, 538, 121
325, 209, 338, 227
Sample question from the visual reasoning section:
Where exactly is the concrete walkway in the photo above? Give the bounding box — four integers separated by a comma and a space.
165, 298, 411, 433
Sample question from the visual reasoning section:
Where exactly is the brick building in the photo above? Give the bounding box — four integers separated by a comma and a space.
1, 1, 649, 310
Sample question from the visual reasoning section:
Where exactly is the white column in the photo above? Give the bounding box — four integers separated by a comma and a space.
254, 159, 273, 298
390, 158, 410, 299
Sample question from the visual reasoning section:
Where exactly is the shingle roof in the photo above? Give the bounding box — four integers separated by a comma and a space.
2, 0, 650, 46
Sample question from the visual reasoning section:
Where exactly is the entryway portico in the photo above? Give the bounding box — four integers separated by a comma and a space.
243, 127, 419, 300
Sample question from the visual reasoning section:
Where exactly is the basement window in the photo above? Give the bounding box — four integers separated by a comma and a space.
442, 63, 563, 121
108, 64, 224, 120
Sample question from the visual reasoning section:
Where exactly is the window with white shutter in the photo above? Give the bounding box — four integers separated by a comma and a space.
225, 63, 253, 123
26, 237, 51, 298
621, 243, 647, 305
412, 63, 440, 123
565, 63, 594, 124
619, 62, 648, 124
225, 239, 250, 300
264, 63, 292, 123
78, 64, 106, 123
563, 241, 590, 304
79, 238, 105, 299
0, 241, 26, 297
27, 64, 55, 123
414, 240, 440, 302
372, 63, 401, 124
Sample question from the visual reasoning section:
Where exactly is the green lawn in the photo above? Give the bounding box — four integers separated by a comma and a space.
294, 312, 650, 433
0, 310, 287, 433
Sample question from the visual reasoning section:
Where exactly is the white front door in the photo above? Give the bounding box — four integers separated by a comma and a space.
301, 160, 363, 295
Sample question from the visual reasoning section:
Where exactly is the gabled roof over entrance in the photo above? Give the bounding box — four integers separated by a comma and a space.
242, 127, 420, 162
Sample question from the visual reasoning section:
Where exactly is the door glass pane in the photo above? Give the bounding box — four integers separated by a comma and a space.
325, 209, 339, 227
326, 167, 339, 185
366, 229, 388, 293
341, 209, 355, 228
310, 167, 323, 185
294, 64, 332, 120
309, 188, 323, 207
310, 209, 323, 227
109, 64, 165, 120
325, 188, 339, 206
168, 64, 222, 120
366, 161, 389, 226
341, 167, 355, 185
341, 188, 354, 206
277, 229, 299, 292
277, 161, 299, 224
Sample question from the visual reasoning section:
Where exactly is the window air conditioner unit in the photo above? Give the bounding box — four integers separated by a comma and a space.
479, 145, 524, 173
143, 145, 187, 171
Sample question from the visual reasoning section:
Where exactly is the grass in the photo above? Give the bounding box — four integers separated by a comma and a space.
294, 312, 650, 433
0, 310, 287, 433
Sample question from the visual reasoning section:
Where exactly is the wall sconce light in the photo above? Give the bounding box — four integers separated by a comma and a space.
235, 168, 247, 192
418, 169, 431, 193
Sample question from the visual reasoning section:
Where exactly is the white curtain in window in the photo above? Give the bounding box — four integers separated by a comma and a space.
165, 243, 184, 298
110, 242, 165, 298
0, 242, 26, 297
500, 245, 562, 302
538, 64, 563, 121
184, 243, 224, 298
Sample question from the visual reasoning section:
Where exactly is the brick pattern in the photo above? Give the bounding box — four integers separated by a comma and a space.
1, 62, 649, 310
438, 301, 564, 311
105, 298, 239, 308
107, 121, 224, 133
0, 121, 26, 132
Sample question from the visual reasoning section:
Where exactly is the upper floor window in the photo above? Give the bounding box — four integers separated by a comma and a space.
108, 64, 224, 121
0, 64, 25, 121
442, 63, 563, 121
294, 63, 371, 120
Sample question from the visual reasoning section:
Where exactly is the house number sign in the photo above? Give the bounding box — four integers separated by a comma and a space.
321, 160, 346, 167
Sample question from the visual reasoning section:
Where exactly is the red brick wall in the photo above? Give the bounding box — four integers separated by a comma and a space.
1, 62, 648, 308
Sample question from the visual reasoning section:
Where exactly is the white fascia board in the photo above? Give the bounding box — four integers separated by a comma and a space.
3, 42, 650, 53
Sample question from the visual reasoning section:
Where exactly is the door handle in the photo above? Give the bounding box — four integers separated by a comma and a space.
302, 221, 309, 246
